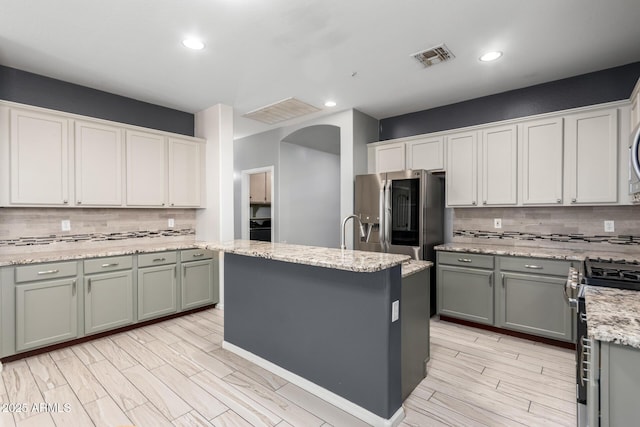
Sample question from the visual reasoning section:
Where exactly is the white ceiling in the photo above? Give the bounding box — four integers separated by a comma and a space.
2, 0, 640, 139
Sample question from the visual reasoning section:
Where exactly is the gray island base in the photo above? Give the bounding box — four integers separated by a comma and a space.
200, 240, 431, 427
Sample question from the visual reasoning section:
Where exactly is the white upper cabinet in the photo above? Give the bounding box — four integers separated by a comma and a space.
406, 136, 444, 171
631, 78, 640, 132
481, 125, 518, 206
520, 117, 564, 205
446, 131, 478, 207
565, 108, 618, 204
168, 137, 202, 207
75, 121, 123, 206
10, 109, 70, 205
375, 142, 405, 173
126, 130, 166, 207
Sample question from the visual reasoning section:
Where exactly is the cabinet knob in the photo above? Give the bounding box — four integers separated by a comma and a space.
571, 198, 577, 203
77, 200, 82, 205
63, 200, 68, 204
483, 200, 487, 205
556, 198, 561, 203
170, 203, 174, 207
472, 201, 477, 206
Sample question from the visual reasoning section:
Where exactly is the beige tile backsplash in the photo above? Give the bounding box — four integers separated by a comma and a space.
0, 208, 196, 239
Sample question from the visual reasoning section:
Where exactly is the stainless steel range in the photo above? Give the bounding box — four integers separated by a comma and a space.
566, 258, 640, 427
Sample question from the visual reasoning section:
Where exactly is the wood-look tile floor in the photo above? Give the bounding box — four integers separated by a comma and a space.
0, 308, 576, 427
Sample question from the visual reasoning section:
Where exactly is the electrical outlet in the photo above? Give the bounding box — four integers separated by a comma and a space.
494, 218, 502, 229
61, 220, 71, 232
604, 220, 615, 233
391, 300, 400, 322
168, 218, 175, 228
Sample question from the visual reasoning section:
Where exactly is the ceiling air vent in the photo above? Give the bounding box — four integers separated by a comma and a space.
411, 44, 455, 67
243, 97, 321, 125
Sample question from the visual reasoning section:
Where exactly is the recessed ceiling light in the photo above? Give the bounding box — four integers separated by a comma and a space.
182, 38, 205, 50
324, 101, 337, 107
479, 51, 503, 62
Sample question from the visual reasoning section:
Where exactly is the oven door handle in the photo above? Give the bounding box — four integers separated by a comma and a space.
632, 126, 640, 180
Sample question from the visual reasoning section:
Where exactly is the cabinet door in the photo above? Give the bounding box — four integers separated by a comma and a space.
521, 118, 564, 205
75, 121, 123, 206
85, 271, 133, 335
168, 137, 202, 207
446, 131, 478, 207
10, 109, 69, 205
181, 259, 217, 310
16, 278, 78, 351
375, 142, 405, 173
249, 172, 267, 203
406, 137, 444, 171
482, 125, 517, 206
437, 265, 493, 325
498, 272, 573, 341
138, 265, 177, 321
565, 109, 618, 204
126, 130, 166, 206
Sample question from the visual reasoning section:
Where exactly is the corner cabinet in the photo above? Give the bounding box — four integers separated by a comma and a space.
9, 108, 70, 206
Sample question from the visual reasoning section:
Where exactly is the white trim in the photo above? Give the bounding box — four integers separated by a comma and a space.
240, 166, 275, 241
369, 99, 631, 147
222, 340, 405, 427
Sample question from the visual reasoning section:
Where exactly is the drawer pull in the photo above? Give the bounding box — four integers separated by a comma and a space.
192, 253, 205, 258
524, 264, 543, 270
101, 263, 119, 268
457, 258, 472, 263
37, 269, 59, 275
153, 258, 166, 262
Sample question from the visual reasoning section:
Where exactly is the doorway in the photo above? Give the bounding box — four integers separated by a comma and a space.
241, 166, 274, 242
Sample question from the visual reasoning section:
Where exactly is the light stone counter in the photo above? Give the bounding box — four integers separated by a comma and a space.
585, 286, 640, 349
435, 242, 640, 262
401, 260, 432, 278
0, 237, 199, 266
197, 240, 410, 273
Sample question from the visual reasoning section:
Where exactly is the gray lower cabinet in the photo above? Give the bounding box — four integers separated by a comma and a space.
497, 257, 574, 342
598, 341, 640, 426
181, 249, 218, 310
437, 252, 494, 325
14, 260, 80, 352
138, 251, 178, 321
84, 256, 134, 335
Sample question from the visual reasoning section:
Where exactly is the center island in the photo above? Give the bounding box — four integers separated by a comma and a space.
197, 240, 432, 427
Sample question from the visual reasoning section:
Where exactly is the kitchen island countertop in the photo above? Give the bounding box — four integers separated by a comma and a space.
585, 286, 640, 349
197, 239, 410, 273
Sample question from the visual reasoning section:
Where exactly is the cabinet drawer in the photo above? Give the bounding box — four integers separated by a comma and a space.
84, 255, 133, 274
15, 261, 78, 283
181, 248, 212, 262
138, 251, 177, 268
497, 256, 571, 276
438, 252, 494, 269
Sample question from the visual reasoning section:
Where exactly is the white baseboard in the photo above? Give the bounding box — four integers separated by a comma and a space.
222, 340, 405, 427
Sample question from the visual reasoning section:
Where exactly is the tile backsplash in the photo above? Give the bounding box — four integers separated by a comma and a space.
0, 208, 196, 245
453, 206, 640, 249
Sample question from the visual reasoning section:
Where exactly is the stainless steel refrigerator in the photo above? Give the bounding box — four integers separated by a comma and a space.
355, 169, 443, 315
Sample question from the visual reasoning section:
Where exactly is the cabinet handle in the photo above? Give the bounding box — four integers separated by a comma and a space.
162, 203, 165, 206
183, 266, 186, 277
77, 200, 82, 205
192, 253, 205, 258
489, 273, 493, 287
37, 269, 59, 275
457, 258, 472, 263
101, 263, 119, 268
63, 200, 68, 204
72, 279, 76, 295
471, 201, 477, 206
153, 258, 166, 262
571, 198, 577, 203
170, 203, 175, 207
88, 278, 92, 293
174, 266, 177, 278
501, 273, 505, 287
524, 264, 543, 270
483, 200, 487, 205
556, 198, 561, 203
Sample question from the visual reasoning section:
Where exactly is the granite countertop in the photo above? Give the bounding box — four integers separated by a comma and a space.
402, 260, 433, 278
197, 240, 410, 273
0, 239, 200, 267
435, 242, 640, 263
585, 286, 640, 349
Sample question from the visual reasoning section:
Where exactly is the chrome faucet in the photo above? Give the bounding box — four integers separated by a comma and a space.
341, 214, 366, 250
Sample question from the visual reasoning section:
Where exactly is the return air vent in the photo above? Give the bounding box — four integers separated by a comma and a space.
411, 44, 455, 67
242, 97, 321, 125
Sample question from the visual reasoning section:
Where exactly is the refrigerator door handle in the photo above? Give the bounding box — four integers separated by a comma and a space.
379, 180, 386, 250
384, 179, 392, 252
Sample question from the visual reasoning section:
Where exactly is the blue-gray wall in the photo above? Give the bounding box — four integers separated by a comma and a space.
379, 62, 640, 141
0, 65, 194, 136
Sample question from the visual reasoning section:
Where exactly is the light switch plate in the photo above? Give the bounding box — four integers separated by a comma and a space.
61, 220, 71, 232
391, 300, 399, 322
494, 218, 502, 229
168, 218, 175, 228
604, 220, 615, 233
